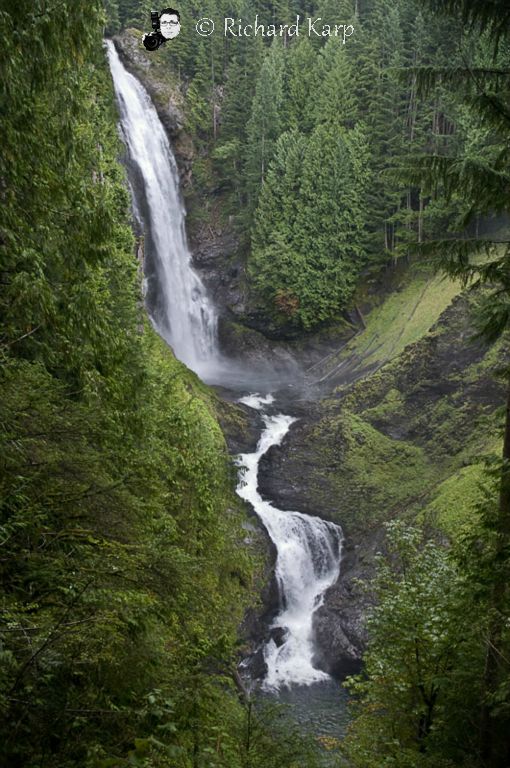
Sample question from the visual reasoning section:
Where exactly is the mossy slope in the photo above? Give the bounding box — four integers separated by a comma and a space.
260, 289, 507, 537
312, 264, 463, 390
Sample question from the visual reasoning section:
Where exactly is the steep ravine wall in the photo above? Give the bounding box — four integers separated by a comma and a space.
259, 292, 508, 672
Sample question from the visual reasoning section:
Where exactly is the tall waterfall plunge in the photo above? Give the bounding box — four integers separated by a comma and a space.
106, 41, 218, 378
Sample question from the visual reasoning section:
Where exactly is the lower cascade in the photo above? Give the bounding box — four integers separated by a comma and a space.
237, 395, 343, 690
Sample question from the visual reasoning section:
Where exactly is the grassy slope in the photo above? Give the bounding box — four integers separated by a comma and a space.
352, 268, 463, 366
311, 264, 463, 388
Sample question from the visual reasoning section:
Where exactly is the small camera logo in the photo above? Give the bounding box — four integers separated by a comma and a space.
143, 8, 181, 51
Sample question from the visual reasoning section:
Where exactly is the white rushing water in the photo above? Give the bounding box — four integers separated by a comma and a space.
237, 395, 343, 690
106, 40, 218, 377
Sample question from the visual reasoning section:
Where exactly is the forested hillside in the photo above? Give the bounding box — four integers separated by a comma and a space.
108, 0, 495, 336
0, 4, 314, 766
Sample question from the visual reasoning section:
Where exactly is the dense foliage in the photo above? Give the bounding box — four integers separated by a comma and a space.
342, 1, 510, 766
3, 0, 510, 766
0, 3, 320, 766
343, 522, 487, 767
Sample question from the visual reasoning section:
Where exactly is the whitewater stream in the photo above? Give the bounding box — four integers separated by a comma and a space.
237, 394, 343, 690
107, 41, 344, 697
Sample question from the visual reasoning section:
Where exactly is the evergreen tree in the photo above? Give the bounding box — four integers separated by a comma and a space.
245, 38, 285, 212
250, 129, 309, 323
284, 36, 318, 133
103, 0, 121, 34
313, 37, 358, 129
214, 14, 265, 213
294, 121, 370, 327
250, 121, 370, 330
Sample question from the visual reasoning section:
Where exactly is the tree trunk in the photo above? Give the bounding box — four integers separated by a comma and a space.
354, 305, 366, 330
480, 374, 510, 767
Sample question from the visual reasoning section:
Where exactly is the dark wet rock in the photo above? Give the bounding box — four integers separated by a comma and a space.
269, 626, 288, 648
188, 229, 248, 323
312, 535, 380, 677
213, 395, 263, 455
257, 417, 325, 516
217, 318, 304, 383
240, 625, 289, 680
243, 645, 268, 680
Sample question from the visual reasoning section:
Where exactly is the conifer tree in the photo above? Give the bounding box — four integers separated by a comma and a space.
250, 121, 370, 329
284, 37, 318, 134
313, 38, 358, 129
245, 38, 285, 212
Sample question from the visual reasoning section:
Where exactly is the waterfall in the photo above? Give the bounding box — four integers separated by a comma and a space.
106, 40, 218, 378
106, 41, 343, 690
237, 395, 343, 690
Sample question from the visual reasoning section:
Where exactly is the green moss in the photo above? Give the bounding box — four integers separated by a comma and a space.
345, 413, 434, 513
296, 289, 507, 537
421, 462, 488, 537
463, 332, 508, 383
324, 266, 462, 387
362, 387, 405, 420
305, 411, 434, 531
